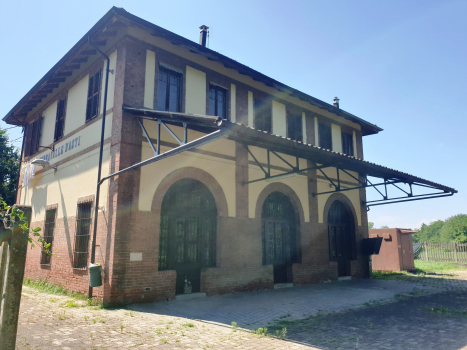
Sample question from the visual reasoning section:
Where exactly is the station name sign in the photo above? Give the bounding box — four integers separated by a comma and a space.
39, 135, 81, 163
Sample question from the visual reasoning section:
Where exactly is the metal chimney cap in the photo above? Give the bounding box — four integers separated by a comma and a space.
199, 25, 209, 31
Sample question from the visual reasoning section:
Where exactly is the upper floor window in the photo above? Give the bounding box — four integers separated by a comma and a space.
86, 70, 102, 121
254, 99, 271, 133
342, 132, 354, 156
208, 85, 227, 119
287, 114, 302, 142
157, 66, 181, 112
318, 123, 332, 150
24, 117, 43, 157
54, 98, 66, 141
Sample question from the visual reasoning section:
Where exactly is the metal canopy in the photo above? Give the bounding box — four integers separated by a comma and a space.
110, 107, 457, 209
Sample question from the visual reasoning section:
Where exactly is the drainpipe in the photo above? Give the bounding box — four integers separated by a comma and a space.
88, 36, 111, 299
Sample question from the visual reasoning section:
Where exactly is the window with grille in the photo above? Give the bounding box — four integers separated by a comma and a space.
54, 98, 66, 141
24, 117, 43, 157
287, 114, 302, 142
342, 132, 354, 156
41, 208, 56, 265
318, 123, 332, 150
156, 66, 181, 112
86, 70, 102, 121
208, 85, 227, 119
254, 99, 271, 133
73, 202, 92, 268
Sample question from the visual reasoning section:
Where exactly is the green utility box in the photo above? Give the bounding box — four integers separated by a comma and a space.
89, 263, 102, 287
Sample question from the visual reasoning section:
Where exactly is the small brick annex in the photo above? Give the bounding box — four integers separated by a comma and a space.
21, 36, 370, 305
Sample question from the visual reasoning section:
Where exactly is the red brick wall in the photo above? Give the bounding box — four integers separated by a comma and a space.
24, 210, 108, 297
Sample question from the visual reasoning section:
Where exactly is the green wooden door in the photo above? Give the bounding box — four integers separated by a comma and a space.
159, 179, 217, 294
262, 192, 298, 283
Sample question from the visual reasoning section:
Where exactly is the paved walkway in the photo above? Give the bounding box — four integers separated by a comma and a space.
16, 272, 467, 349
128, 277, 467, 329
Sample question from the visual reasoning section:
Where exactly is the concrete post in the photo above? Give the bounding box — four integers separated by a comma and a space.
454, 242, 458, 264
0, 205, 31, 350
424, 241, 428, 261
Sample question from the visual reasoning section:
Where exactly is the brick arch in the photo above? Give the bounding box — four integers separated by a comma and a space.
254, 182, 305, 224
151, 167, 229, 217
322, 193, 358, 226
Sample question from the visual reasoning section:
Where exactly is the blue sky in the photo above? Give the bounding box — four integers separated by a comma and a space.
1, 0, 465, 229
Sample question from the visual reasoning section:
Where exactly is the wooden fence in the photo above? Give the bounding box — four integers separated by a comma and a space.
414, 242, 467, 263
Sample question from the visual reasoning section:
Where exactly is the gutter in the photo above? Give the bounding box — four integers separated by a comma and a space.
87, 36, 112, 299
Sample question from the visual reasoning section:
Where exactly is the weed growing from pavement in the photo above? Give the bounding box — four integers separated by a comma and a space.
62, 300, 79, 308
231, 321, 238, 331
182, 322, 195, 328
425, 307, 467, 316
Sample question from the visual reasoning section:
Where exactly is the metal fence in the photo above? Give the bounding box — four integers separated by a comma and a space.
414, 242, 467, 263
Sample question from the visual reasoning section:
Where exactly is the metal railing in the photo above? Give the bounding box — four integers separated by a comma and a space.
414, 242, 467, 263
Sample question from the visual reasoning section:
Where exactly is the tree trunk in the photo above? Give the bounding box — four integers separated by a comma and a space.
0, 205, 31, 350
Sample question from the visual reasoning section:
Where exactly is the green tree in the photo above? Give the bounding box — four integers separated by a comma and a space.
439, 214, 467, 243
412, 220, 444, 243
380, 225, 389, 229
368, 222, 375, 229
0, 128, 20, 205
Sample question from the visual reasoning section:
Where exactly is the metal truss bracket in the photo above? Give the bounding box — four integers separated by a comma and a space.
242, 144, 336, 185
139, 118, 188, 156
311, 166, 455, 209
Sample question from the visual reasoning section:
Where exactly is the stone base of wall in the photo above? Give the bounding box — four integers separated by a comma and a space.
292, 262, 339, 285
201, 266, 273, 296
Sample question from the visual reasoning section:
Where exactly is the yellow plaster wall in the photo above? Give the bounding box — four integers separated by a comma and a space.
100, 51, 117, 113
40, 101, 58, 147
33, 113, 113, 166
185, 66, 206, 115
138, 141, 236, 217
144, 50, 156, 108
248, 91, 254, 127
230, 84, 236, 122
332, 124, 342, 153
64, 75, 88, 135
63, 50, 116, 136
20, 145, 110, 222
272, 101, 286, 137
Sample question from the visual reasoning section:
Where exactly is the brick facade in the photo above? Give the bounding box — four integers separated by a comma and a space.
21, 32, 371, 305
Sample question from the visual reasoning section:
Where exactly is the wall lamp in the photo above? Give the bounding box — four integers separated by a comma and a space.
31, 159, 57, 174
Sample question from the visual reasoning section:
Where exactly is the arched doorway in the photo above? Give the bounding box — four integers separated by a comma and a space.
159, 179, 217, 294
262, 192, 298, 284
328, 200, 355, 277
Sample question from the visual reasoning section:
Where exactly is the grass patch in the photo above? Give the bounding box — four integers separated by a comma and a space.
372, 261, 467, 280
414, 261, 466, 274
372, 271, 408, 280
425, 307, 467, 316
23, 278, 87, 300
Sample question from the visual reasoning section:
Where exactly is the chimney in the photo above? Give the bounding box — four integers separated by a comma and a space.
199, 25, 209, 47
333, 97, 340, 108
